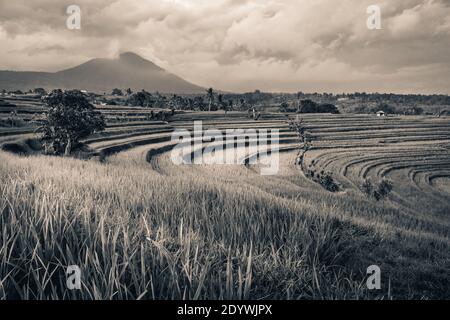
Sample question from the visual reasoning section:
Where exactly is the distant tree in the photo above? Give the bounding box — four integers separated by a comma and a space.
228, 99, 233, 111
280, 102, 291, 113
33, 88, 47, 96
193, 96, 206, 111
111, 88, 123, 96
439, 109, 450, 117
127, 90, 153, 107
38, 90, 106, 156
218, 94, 227, 111
169, 94, 187, 110
239, 98, 247, 111
297, 100, 339, 114
106, 99, 117, 106
376, 103, 397, 115
317, 103, 339, 114
298, 99, 318, 113
126, 88, 133, 95
154, 93, 167, 109
206, 88, 214, 112
296, 92, 303, 113
187, 98, 194, 110
406, 106, 423, 115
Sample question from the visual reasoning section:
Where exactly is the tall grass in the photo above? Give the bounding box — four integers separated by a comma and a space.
0, 149, 449, 299
0, 151, 365, 299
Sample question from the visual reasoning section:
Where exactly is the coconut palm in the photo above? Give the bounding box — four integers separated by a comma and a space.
206, 88, 214, 112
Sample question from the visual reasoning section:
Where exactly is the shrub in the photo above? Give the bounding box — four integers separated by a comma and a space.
298, 99, 318, 113
317, 103, 340, 114
374, 179, 393, 201
280, 102, 295, 113
361, 178, 393, 201
319, 173, 340, 192
305, 167, 340, 192
297, 100, 339, 114
361, 179, 374, 197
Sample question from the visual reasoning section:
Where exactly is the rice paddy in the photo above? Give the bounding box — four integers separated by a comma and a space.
0, 95, 449, 300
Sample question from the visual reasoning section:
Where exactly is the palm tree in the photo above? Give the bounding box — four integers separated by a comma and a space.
206, 88, 214, 112
296, 91, 302, 113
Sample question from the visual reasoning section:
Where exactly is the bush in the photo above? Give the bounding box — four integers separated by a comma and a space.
405, 106, 423, 115
298, 100, 339, 114
361, 179, 374, 196
304, 168, 340, 192
374, 179, 393, 201
280, 102, 295, 113
298, 99, 318, 113
319, 173, 340, 192
317, 104, 340, 114
361, 178, 393, 201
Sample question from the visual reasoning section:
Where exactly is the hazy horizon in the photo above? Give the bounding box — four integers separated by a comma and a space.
1, 0, 450, 94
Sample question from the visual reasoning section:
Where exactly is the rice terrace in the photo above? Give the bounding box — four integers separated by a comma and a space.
1, 0, 450, 303
1, 86, 449, 300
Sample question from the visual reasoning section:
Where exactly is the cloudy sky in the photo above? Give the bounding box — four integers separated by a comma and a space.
0, 0, 449, 93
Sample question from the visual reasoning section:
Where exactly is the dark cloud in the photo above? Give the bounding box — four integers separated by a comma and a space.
0, 0, 449, 93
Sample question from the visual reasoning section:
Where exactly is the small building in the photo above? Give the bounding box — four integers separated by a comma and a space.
376, 111, 386, 117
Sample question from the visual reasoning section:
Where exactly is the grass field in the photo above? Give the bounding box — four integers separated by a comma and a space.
0, 95, 449, 299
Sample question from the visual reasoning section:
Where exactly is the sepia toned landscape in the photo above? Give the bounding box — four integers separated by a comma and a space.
0, 0, 449, 301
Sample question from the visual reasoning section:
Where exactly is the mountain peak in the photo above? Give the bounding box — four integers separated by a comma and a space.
117, 52, 163, 71
119, 51, 143, 60
119, 52, 156, 66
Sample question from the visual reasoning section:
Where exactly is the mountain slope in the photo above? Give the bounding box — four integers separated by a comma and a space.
0, 52, 204, 94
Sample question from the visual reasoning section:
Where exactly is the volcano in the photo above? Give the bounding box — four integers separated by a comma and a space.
0, 52, 204, 94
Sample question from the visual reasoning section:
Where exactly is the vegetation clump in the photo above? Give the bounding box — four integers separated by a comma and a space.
126, 90, 154, 107
298, 99, 339, 114
305, 167, 340, 192
361, 178, 393, 201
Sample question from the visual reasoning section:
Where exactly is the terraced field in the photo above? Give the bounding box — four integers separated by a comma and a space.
301, 114, 450, 216
1, 95, 450, 299
0, 95, 295, 165
1, 95, 449, 221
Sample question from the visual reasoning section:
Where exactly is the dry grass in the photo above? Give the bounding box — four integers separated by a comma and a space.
1, 149, 449, 300
0, 152, 369, 299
